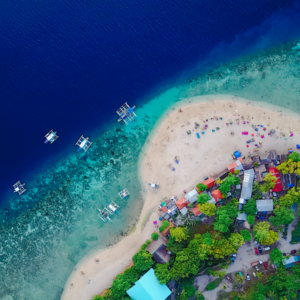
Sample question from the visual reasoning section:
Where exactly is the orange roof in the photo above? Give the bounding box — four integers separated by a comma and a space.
175, 197, 188, 210
211, 189, 223, 201
191, 205, 202, 216
162, 206, 168, 213
237, 157, 244, 163
203, 177, 215, 189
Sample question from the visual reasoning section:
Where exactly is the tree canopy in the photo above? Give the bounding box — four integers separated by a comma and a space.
243, 198, 257, 215
197, 193, 211, 204
247, 215, 255, 225
151, 232, 159, 240
277, 159, 300, 175
198, 202, 216, 217
269, 248, 284, 265
219, 173, 240, 195
213, 204, 238, 233
132, 250, 154, 272
287, 152, 300, 162
279, 187, 299, 207
196, 183, 207, 191
240, 229, 252, 242
260, 173, 277, 192
154, 263, 171, 284
170, 227, 189, 242
253, 222, 279, 245
269, 206, 294, 228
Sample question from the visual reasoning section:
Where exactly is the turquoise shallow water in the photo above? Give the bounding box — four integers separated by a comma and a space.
1, 41, 300, 299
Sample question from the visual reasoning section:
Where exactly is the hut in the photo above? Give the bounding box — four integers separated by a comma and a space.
146, 236, 170, 264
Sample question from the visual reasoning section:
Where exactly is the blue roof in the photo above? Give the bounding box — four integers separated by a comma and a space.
126, 268, 171, 300
234, 151, 241, 158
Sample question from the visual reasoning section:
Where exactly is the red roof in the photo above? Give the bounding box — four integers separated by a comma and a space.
191, 205, 202, 216
175, 197, 188, 210
269, 167, 283, 192
211, 189, 223, 202
203, 177, 215, 189
227, 162, 237, 173
162, 206, 168, 213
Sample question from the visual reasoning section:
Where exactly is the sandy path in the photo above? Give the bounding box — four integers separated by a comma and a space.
61, 95, 300, 300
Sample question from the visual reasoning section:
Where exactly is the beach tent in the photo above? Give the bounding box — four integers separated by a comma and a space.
203, 177, 215, 189
211, 190, 223, 202
234, 151, 242, 158
127, 268, 171, 300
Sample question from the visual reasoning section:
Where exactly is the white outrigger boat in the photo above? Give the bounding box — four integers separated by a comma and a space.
148, 179, 159, 191
118, 188, 130, 199
116, 102, 136, 125
75, 135, 92, 152
13, 180, 27, 195
44, 129, 59, 144
105, 201, 120, 215
97, 208, 112, 222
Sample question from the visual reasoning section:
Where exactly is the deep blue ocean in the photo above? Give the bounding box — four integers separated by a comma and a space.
1, 0, 300, 202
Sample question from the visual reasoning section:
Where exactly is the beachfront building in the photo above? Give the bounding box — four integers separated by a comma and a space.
160, 197, 178, 220
211, 189, 223, 203
126, 268, 171, 300
256, 199, 274, 212
202, 177, 215, 189
176, 189, 199, 215
146, 236, 170, 264
239, 169, 255, 209
282, 256, 300, 268
227, 157, 244, 174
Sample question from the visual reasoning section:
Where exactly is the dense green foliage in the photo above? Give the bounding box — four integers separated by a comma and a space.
243, 198, 257, 215
259, 173, 277, 192
132, 250, 154, 272
140, 239, 151, 250
269, 206, 294, 228
279, 188, 299, 207
195, 291, 205, 300
287, 152, 300, 162
240, 229, 252, 242
206, 281, 216, 290
197, 193, 211, 204
277, 159, 300, 175
213, 202, 238, 233
170, 227, 189, 242
159, 220, 170, 232
151, 232, 159, 240
252, 181, 262, 200
247, 215, 255, 225
154, 263, 171, 284
253, 222, 279, 245
196, 183, 207, 191
269, 248, 284, 265
219, 173, 240, 195
198, 202, 216, 216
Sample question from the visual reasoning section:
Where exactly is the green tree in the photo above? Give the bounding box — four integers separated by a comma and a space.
151, 232, 159, 240
197, 193, 211, 204
162, 220, 170, 228
159, 226, 165, 232
140, 239, 152, 250
179, 289, 189, 300
196, 183, 207, 191
92, 296, 103, 300
195, 291, 205, 300
154, 263, 171, 284
269, 248, 284, 265
234, 169, 240, 175
288, 152, 300, 162
170, 227, 189, 242
277, 159, 300, 175
243, 198, 257, 215
206, 281, 216, 290
253, 162, 259, 167
132, 250, 154, 272
252, 181, 262, 200
247, 215, 255, 225
219, 173, 240, 195
229, 233, 245, 249
260, 173, 277, 192
279, 188, 299, 207
236, 274, 244, 285
198, 202, 216, 217
202, 232, 213, 245
253, 222, 279, 245
240, 229, 252, 242
183, 284, 196, 297
269, 206, 294, 228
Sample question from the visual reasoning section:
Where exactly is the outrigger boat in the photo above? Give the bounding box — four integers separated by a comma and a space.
118, 188, 129, 199
44, 129, 59, 144
97, 208, 112, 222
116, 102, 137, 125
13, 180, 27, 195
105, 201, 119, 215
75, 135, 92, 152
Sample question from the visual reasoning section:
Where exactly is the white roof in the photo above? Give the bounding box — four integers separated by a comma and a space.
208, 199, 216, 205
235, 160, 244, 171
241, 169, 255, 200
185, 189, 198, 204
180, 207, 188, 215
237, 212, 247, 221
282, 256, 295, 265
256, 199, 274, 212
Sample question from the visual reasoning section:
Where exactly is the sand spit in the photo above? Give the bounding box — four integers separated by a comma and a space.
61, 95, 300, 300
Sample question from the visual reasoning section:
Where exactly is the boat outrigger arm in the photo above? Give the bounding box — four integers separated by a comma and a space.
13, 180, 27, 195
44, 129, 59, 144
97, 208, 112, 222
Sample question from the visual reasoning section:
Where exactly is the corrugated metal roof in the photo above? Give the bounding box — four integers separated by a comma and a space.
241, 169, 254, 200
256, 199, 274, 212
237, 212, 247, 221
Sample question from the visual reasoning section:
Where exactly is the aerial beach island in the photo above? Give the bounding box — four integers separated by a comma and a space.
2, 2, 300, 299
62, 94, 300, 300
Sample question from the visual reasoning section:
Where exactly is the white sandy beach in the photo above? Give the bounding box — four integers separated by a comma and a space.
61, 95, 300, 300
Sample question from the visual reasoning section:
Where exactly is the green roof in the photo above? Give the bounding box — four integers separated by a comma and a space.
126, 268, 171, 300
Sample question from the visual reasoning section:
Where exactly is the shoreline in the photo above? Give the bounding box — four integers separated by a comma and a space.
61, 95, 300, 300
